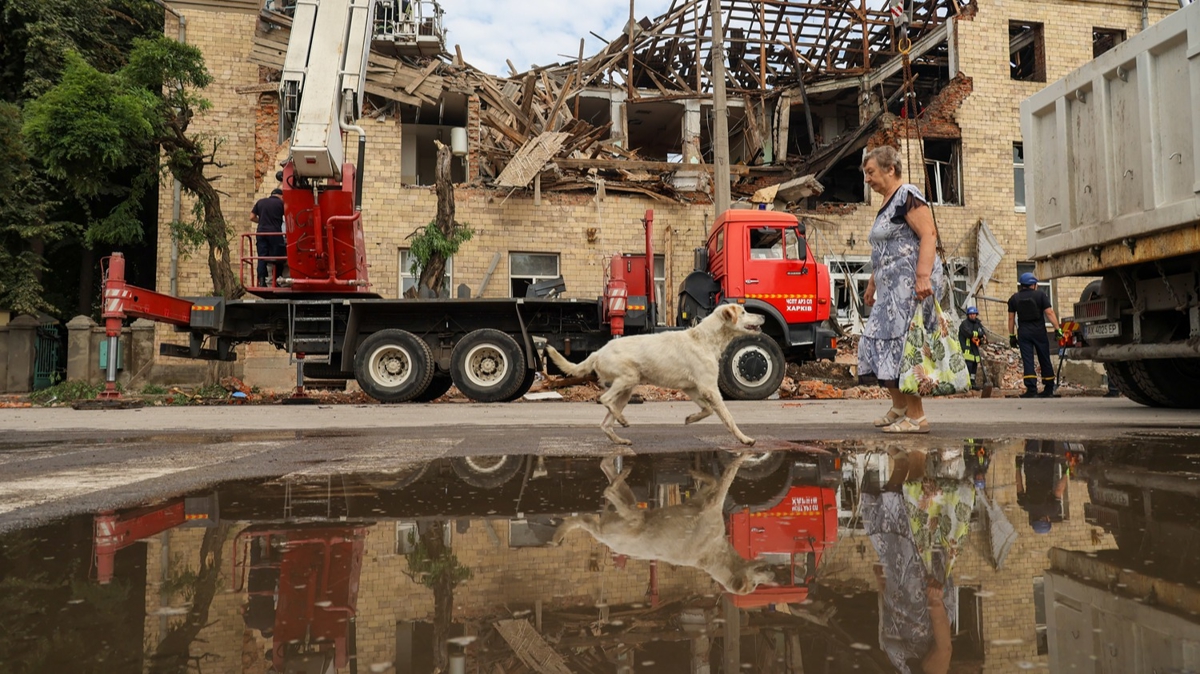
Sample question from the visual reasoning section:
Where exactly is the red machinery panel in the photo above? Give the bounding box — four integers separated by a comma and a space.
728, 485, 839, 608
247, 162, 372, 297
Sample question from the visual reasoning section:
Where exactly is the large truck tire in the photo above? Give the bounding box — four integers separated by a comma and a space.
500, 369, 537, 402
718, 333, 786, 400
450, 329, 526, 402
450, 455, 524, 488
717, 450, 786, 481
354, 329, 435, 403
412, 374, 454, 402
1143, 358, 1200, 409
1103, 362, 1162, 407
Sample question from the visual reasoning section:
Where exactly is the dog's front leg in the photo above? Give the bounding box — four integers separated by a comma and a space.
703, 389, 755, 446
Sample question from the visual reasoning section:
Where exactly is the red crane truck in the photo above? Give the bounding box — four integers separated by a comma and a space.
96, 0, 836, 404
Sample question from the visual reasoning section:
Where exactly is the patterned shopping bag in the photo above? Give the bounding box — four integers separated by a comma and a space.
899, 299, 971, 396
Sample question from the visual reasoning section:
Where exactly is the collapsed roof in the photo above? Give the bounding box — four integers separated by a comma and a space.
247, 0, 971, 203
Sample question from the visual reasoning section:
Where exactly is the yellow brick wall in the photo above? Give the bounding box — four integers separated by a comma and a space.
801, 0, 1173, 326
154, 0, 1175, 384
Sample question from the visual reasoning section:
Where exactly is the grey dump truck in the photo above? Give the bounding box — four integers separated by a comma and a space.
1021, 1, 1200, 408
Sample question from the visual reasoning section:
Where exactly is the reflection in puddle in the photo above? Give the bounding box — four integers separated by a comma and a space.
2, 436, 1200, 672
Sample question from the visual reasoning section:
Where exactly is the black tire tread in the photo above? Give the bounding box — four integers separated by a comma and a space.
450, 455, 524, 489
450, 329, 525, 403
354, 329, 435, 403
718, 333, 786, 401
1104, 362, 1160, 407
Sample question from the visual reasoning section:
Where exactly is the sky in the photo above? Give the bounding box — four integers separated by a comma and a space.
436, 0, 674, 77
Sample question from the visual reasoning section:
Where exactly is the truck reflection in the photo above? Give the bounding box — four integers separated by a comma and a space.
1045, 439, 1200, 673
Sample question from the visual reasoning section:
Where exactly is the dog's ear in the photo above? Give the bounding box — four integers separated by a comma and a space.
722, 304, 741, 323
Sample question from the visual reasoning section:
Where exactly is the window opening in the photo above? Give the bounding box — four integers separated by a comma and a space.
399, 248, 452, 297
1013, 143, 1026, 212
509, 252, 560, 298
1010, 22, 1047, 82
1093, 28, 1126, 58
924, 139, 962, 206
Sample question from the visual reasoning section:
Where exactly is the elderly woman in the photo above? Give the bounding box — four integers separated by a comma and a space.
860, 145, 943, 434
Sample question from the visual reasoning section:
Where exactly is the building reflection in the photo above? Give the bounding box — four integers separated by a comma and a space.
6, 437, 1199, 672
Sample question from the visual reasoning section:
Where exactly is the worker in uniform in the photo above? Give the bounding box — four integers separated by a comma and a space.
1007, 272, 1062, 398
251, 188, 286, 287
1015, 439, 1069, 535
957, 306, 986, 390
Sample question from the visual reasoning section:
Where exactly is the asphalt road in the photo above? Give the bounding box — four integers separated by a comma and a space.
0, 397, 1195, 533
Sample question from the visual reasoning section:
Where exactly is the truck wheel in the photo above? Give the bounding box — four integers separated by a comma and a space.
717, 450, 786, 481
1144, 358, 1200, 408
354, 330, 434, 403
450, 455, 524, 489
412, 375, 454, 402
1122, 361, 1175, 407
450, 329, 525, 402
500, 369, 537, 402
718, 334, 786, 400
1103, 362, 1161, 407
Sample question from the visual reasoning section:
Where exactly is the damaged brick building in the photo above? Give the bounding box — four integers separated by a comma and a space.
144, 0, 1178, 387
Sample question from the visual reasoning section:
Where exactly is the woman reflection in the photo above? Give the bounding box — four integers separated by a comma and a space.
863, 447, 977, 674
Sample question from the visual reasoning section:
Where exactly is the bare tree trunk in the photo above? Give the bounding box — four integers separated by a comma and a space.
148, 523, 231, 674
162, 125, 243, 300
417, 140, 455, 297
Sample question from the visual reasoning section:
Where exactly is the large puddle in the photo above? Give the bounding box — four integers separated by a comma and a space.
1, 435, 1198, 673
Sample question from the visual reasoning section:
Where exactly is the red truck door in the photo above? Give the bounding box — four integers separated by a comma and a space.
743, 225, 819, 321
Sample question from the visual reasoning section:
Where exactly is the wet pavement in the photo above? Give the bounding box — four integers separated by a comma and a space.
3, 432, 1200, 673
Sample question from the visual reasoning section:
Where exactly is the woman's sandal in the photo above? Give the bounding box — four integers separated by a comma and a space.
873, 406, 908, 428
882, 416, 930, 434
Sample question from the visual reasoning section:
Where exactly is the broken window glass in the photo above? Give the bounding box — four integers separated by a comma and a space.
924, 139, 962, 206
1010, 22, 1046, 82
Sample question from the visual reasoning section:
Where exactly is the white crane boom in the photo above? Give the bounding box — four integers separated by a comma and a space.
279, 0, 376, 180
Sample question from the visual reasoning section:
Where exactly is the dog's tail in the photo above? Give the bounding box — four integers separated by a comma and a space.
545, 345, 597, 378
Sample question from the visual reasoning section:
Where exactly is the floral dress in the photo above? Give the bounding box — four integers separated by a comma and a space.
864, 476, 975, 673
858, 184, 944, 388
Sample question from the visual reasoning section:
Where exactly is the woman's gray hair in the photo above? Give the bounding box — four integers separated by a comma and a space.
862, 145, 902, 178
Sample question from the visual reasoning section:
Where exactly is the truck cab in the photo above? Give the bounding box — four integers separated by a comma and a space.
727, 483, 839, 609
676, 209, 838, 399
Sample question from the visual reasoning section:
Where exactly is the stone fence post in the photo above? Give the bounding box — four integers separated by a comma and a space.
5, 315, 39, 393
66, 315, 96, 382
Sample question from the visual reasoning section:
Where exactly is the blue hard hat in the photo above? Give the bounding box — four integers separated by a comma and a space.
1019, 272, 1038, 286
966, 306, 978, 315
1032, 520, 1052, 535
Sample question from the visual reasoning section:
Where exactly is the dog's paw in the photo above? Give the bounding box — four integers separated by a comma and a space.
616, 414, 630, 428
739, 437, 757, 447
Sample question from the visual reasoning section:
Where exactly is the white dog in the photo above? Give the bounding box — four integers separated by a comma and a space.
544, 303, 764, 446
553, 454, 775, 595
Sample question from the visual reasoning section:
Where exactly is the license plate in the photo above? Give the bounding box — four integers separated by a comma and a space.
1092, 485, 1130, 507
1084, 321, 1121, 339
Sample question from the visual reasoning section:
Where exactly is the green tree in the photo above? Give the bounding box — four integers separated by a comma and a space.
25, 35, 242, 299
0, 101, 59, 316
0, 0, 165, 317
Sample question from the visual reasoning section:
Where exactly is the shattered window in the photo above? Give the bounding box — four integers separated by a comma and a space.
924, 139, 962, 206
1010, 21, 1047, 82
1093, 28, 1126, 58
509, 253, 560, 298
1014, 143, 1026, 211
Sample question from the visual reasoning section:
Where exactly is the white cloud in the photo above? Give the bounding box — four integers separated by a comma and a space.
436, 0, 673, 77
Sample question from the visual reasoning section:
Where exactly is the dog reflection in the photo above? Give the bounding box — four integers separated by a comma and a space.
553, 454, 774, 595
